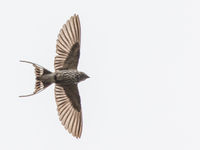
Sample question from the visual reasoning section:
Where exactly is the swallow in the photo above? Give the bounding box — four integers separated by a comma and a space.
20, 14, 89, 138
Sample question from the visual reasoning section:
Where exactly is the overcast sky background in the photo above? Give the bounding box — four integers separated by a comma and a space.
0, 0, 200, 150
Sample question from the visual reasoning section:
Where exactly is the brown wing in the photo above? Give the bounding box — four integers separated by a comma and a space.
55, 84, 83, 138
54, 14, 81, 71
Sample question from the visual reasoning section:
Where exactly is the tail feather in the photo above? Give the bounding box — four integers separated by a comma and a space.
19, 60, 52, 97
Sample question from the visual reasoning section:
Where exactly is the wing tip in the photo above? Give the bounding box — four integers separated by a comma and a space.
72, 14, 80, 20
73, 13, 79, 16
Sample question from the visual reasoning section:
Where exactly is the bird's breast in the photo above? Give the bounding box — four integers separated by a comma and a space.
55, 70, 79, 85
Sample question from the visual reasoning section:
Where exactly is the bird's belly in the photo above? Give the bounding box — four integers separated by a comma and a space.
62, 78, 76, 85
55, 77, 75, 85
55, 70, 79, 85
56, 76, 77, 86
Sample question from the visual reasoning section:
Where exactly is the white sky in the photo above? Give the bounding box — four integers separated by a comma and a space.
0, 0, 200, 149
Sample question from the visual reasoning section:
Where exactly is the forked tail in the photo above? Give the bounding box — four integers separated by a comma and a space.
19, 60, 52, 97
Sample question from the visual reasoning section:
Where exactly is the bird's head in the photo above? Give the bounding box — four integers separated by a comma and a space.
78, 72, 90, 82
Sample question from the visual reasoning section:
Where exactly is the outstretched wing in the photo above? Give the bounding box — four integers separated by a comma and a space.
55, 84, 83, 138
54, 14, 81, 71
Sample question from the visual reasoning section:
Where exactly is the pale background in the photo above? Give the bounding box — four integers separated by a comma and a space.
0, 0, 200, 150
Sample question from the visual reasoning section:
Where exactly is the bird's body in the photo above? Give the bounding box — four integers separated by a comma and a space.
55, 70, 88, 85
37, 70, 88, 86
20, 14, 89, 138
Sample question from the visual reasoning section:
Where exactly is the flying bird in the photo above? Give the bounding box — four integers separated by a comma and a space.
20, 14, 89, 138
